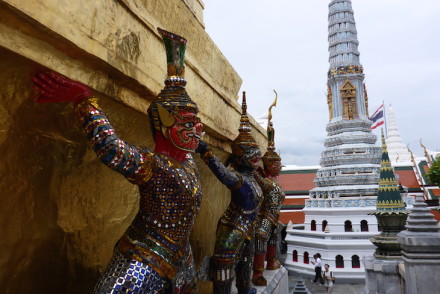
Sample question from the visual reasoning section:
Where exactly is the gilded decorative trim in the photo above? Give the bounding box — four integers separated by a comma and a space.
328, 65, 363, 77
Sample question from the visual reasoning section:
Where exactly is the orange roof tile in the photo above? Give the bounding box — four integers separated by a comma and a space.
279, 211, 305, 224
278, 173, 316, 192
395, 169, 420, 189
423, 165, 430, 174
283, 198, 306, 206
430, 209, 440, 222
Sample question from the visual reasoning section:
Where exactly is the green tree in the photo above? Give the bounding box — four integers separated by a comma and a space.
427, 159, 440, 186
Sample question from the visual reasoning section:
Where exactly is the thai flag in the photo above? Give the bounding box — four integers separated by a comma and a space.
370, 104, 385, 129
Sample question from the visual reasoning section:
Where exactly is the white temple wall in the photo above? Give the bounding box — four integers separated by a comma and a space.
304, 208, 378, 233
285, 228, 376, 281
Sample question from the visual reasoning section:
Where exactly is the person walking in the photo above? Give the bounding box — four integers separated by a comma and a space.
311, 253, 324, 284
323, 264, 335, 293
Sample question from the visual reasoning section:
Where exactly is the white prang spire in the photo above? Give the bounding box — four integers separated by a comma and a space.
385, 106, 412, 164
328, 0, 361, 69
312, 0, 381, 199
283, 0, 382, 282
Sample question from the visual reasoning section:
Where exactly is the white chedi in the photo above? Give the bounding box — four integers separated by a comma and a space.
385, 106, 412, 164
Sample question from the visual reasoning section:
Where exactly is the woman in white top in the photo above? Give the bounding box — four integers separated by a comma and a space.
311, 253, 324, 284
323, 264, 335, 293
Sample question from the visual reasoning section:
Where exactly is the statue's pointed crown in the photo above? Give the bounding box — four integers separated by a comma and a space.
157, 28, 187, 88
231, 92, 258, 156
148, 28, 198, 133
263, 90, 281, 163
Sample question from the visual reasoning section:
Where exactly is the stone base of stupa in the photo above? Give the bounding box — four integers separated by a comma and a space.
362, 255, 402, 294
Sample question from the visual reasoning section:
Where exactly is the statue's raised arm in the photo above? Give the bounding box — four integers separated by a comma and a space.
33, 71, 155, 185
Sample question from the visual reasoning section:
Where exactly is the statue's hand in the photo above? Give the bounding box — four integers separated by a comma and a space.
32, 71, 92, 104
195, 140, 208, 156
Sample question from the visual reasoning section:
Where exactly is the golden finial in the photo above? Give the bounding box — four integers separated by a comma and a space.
268, 90, 278, 124
381, 128, 387, 153
420, 139, 433, 166
407, 144, 416, 165
262, 91, 281, 163
267, 90, 278, 149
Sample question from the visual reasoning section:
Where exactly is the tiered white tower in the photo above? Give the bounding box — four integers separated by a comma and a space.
285, 0, 384, 282
385, 106, 412, 164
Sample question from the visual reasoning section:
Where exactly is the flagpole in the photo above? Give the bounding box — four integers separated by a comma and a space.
383, 101, 387, 138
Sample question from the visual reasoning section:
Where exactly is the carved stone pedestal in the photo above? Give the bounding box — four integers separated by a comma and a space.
363, 256, 403, 294
397, 195, 440, 294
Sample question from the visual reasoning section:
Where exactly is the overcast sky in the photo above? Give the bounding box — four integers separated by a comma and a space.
202, 0, 440, 166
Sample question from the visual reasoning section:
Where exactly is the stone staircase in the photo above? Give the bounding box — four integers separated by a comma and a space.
302, 279, 327, 294
291, 280, 310, 294
288, 272, 326, 294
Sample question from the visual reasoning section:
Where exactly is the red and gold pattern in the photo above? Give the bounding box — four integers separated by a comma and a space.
167, 110, 203, 152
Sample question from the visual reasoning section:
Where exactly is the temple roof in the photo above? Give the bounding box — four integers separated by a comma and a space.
279, 168, 317, 193
394, 168, 420, 189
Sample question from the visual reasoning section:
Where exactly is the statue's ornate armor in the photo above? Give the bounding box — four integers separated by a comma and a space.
254, 175, 285, 254
251, 91, 285, 286
203, 151, 262, 236
202, 150, 262, 293
75, 98, 201, 292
